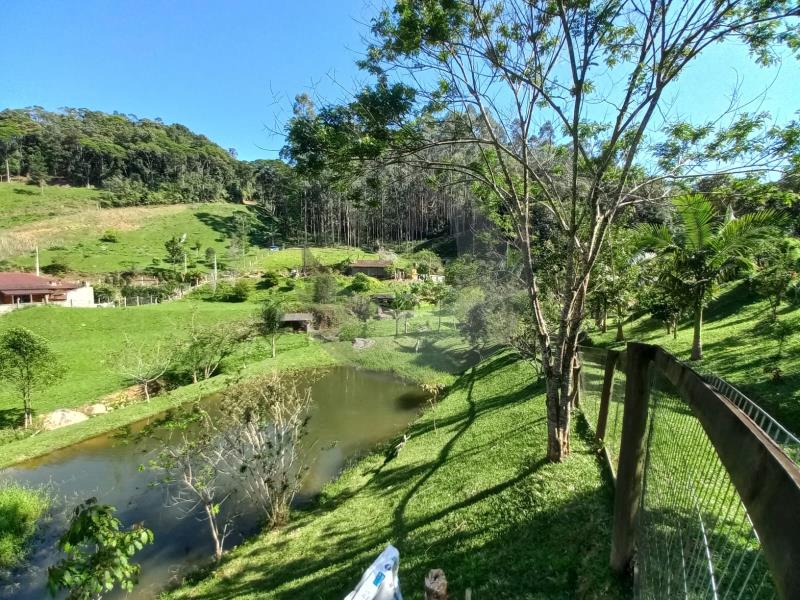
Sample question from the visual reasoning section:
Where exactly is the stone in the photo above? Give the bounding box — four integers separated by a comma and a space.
41, 409, 89, 431
83, 403, 109, 415
352, 338, 376, 350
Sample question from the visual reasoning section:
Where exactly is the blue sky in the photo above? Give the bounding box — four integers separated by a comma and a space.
1, 1, 798, 161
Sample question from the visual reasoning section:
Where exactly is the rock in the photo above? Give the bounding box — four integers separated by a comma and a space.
83, 403, 109, 415
352, 338, 376, 350
41, 409, 89, 431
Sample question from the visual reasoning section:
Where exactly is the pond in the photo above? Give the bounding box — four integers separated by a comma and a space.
1, 366, 428, 599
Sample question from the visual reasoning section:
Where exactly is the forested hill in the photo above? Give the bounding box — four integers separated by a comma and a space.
0, 107, 476, 246
0, 107, 243, 204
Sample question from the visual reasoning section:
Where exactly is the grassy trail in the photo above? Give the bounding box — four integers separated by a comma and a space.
163, 352, 625, 600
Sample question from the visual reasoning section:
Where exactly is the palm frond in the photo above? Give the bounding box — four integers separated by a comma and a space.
675, 194, 715, 251
634, 223, 674, 251
709, 209, 785, 266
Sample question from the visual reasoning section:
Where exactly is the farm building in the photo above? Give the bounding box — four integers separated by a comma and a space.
348, 259, 393, 279
281, 312, 314, 332
0, 272, 94, 312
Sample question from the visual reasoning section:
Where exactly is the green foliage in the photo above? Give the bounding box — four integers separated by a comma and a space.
444, 257, 480, 287
41, 262, 70, 276
349, 272, 375, 293
259, 271, 281, 289
99, 230, 119, 243
750, 239, 799, 318
0, 483, 49, 568
258, 299, 284, 337
164, 235, 186, 267
214, 279, 251, 303
0, 327, 63, 428
48, 498, 154, 600
312, 273, 338, 303
347, 294, 376, 324
92, 284, 118, 303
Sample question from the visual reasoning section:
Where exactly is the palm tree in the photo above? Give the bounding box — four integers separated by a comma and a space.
637, 194, 782, 360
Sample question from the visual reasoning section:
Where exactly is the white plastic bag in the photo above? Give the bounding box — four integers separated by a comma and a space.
344, 544, 403, 600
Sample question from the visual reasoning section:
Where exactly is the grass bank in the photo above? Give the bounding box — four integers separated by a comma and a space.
0, 482, 49, 569
0, 339, 335, 468
596, 282, 800, 434
163, 352, 624, 599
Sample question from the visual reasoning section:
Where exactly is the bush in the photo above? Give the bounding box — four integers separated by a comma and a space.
259, 271, 281, 289
93, 283, 118, 303
213, 279, 252, 302
337, 320, 362, 342
350, 272, 377, 293
312, 274, 338, 303
311, 303, 348, 329
121, 283, 176, 302
99, 230, 119, 243
41, 262, 70, 277
0, 483, 49, 568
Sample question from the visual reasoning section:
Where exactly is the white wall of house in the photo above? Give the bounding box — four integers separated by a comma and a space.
64, 285, 95, 307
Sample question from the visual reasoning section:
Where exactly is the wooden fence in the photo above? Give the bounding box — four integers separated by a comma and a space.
577, 342, 800, 599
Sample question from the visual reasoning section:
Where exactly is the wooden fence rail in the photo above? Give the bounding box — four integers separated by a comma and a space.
579, 342, 800, 599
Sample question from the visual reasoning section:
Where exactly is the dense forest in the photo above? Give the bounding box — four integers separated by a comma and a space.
0, 107, 478, 247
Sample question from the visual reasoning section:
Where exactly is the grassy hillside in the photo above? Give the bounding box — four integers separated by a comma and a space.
596, 282, 800, 434
0, 184, 378, 274
163, 352, 624, 600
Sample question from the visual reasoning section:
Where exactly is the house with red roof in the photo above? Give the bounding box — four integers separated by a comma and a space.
0, 272, 94, 312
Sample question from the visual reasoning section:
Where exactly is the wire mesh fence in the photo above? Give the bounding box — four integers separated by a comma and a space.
578, 348, 626, 474
635, 368, 777, 600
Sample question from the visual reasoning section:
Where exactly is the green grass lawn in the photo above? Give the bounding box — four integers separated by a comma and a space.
0, 301, 262, 420
162, 352, 625, 600
0, 183, 103, 230
593, 282, 800, 435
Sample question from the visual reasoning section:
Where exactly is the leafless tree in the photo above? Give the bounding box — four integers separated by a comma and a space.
116, 337, 171, 401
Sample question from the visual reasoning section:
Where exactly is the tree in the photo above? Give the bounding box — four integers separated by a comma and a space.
47, 498, 153, 600
0, 327, 63, 428
312, 273, 338, 303
180, 319, 250, 383
28, 151, 48, 195
258, 299, 284, 358
751, 239, 798, 320
349, 0, 800, 461
216, 373, 312, 527
116, 338, 171, 401
164, 236, 186, 270
390, 290, 417, 336
149, 408, 232, 561
348, 294, 376, 335
638, 195, 782, 359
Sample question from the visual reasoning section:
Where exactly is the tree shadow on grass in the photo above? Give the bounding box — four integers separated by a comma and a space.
0, 408, 24, 429
194, 210, 265, 247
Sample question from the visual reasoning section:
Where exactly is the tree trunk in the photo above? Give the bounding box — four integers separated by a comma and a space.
143, 382, 151, 402
615, 317, 624, 342
271, 334, 276, 358
4, 158, 9, 184
691, 303, 703, 361
24, 393, 31, 429
205, 503, 223, 561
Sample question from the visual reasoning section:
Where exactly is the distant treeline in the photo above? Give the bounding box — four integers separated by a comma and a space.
0, 107, 475, 245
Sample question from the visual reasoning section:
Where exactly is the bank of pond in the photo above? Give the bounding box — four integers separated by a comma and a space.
0, 366, 429, 599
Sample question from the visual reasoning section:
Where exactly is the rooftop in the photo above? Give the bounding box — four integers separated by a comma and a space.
351, 260, 392, 268
0, 272, 80, 293
281, 312, 314, 322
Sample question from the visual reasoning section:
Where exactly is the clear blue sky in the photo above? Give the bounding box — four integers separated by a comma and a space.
1, 1, 797, 161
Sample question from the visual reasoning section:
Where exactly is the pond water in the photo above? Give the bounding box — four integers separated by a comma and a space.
0, 366, 428, 599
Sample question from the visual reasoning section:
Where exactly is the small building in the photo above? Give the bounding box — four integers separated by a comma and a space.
349, 260, 393, 280
370, 293, 395, 308
280, 312, 314, 332
0, 272, 94, 312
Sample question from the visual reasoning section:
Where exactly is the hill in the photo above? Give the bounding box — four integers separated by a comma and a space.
0, 184, 378, 275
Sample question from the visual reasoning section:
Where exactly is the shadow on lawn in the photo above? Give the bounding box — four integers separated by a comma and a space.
0, 408, 24, 429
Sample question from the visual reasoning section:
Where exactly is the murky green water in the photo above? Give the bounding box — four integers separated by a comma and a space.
0, 366, 427, 599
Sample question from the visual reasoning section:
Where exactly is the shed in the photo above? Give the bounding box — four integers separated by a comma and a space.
371, 293, 395, 308
281, 312, 314, 332
349, 260, 393, 280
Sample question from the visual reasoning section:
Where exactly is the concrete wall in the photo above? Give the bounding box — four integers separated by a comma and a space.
65, 285, 95, 307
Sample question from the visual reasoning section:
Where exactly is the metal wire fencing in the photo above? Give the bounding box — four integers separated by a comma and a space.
635, 368, 776, 599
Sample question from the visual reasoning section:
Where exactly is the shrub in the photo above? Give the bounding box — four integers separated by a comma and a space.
212, 279, 252, 302
350, 272, 376, 293
0, 483, 50, 568
99, 230, 119, 243
337, 320, 362, 342
260, 271, 281, 289
93, 283, 118, 303
311, 303, 347, 329
312, 274, 338, 303
41, 262, 70, 277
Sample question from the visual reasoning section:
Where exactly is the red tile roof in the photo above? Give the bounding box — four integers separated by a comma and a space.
0, 272, 80, 294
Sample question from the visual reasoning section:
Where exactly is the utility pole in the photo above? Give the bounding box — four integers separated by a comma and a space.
213, 253, 218, 291
35, 245, 40, 276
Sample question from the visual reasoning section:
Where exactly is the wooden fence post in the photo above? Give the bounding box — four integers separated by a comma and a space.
610, 342, 655, 574
595, 349, 619, 442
